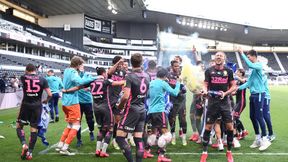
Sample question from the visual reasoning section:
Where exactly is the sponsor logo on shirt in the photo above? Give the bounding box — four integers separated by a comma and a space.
169, 79, 177, 85
137, 95, 146, 98
111, 75, 124, 81
211, 77, 228, 84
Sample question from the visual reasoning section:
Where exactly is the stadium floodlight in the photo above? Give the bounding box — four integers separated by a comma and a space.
112, 9, 118, 14
244, 26, 248, 34
176, 16, 181, 24
142, 10, 147, 19
223, 28, 227, 31
108, 5, 112, 10
181, 19, 186, 25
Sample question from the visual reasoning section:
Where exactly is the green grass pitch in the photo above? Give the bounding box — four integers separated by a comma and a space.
0, 86, 288, 162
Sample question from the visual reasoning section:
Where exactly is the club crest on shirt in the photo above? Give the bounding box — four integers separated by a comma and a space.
223, 71, 227, 76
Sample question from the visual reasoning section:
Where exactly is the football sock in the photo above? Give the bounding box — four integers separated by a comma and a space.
134, 137, 144, 162
28, 132, 37, 153
116, 136, 133, 162
16, 128, 26, 145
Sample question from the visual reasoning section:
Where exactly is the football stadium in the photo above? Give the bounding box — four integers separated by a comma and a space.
0, 0, 288, 162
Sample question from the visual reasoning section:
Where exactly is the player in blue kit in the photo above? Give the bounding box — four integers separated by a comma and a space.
76, 71, 95, 147
55, 56, 96, 155
263, 74, 275, 142
147, 67, 180, 162
238, 48, 271, 151
46, 70, 63, 123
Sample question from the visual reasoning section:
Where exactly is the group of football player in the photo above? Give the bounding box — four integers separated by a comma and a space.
16, 49, 275, 162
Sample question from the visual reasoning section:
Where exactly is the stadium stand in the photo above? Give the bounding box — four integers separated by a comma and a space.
226, 52, 239, 68
258, 52, 281, 71
276, 53, 288, 72
200, 52, 213, 66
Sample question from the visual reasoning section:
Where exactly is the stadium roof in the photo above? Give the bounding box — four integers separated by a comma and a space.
13, 0, 288, 46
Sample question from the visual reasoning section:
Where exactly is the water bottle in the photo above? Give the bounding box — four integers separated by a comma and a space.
208, 90, 223, 98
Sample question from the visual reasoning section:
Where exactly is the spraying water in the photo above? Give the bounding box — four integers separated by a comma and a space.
158, 29, 207, 91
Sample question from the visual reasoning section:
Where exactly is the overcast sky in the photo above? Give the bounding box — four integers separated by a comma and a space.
145, 0, 287, 29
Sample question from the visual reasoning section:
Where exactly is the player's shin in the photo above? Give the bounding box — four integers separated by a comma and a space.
16, 128, 26, 145
116, 136, 133, 162
202, 130, 211, 152
63, 123, 80, 150
102, 131, 112, 153
96, 130, 104, 152
134, 137, 144, 162
227, 130, 234, 151
28, 132, 38, 153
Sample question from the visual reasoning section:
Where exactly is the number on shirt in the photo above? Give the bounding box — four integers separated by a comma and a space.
25, 79, 40, 93
140, 78, 147, 93
91, 81, 103, 95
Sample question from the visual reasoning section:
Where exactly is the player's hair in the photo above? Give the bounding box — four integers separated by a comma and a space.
148, 60, 157, 69
48, 69, 54, 73
156, 67, 168, 78
196, 60, 203, 65
112, 56, 122, 65
25, 63, 36, 72
174, 55, 182, 63
96, 67, 106, 75
170, 60, 179, 67
237, 68, 245, 76
131, 53, 143, 68
70, 56, 84, 68
247, 50, 257, 57
215, 51, 226, 59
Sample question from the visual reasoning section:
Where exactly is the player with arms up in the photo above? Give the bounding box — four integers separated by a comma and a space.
16, 64, 52, 160
92, 67, 125, 157
107, 56, 126, 150
116, 53, 150, 162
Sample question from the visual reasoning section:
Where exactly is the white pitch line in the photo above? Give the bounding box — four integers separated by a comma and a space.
44, 152, 288, 156
38, 126, 91, 155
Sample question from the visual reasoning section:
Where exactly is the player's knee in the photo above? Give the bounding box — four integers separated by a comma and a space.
158, 132, 172, 148
205, 124, 213, 131
163, 132, 172, 143
67, 123, 73, 128
147, 134, 157, 146
157, 135, 166, 148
